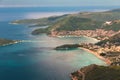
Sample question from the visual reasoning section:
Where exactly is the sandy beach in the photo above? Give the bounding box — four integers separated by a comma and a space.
81, 48, 111, 65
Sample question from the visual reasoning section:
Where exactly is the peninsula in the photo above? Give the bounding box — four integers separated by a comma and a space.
12, 9, 120, 40
0, 38, 19, 46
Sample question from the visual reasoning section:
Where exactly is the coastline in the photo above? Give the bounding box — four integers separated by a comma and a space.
0, 41, 20, 47
81, 48, 111, 65
50, 35, 99, 42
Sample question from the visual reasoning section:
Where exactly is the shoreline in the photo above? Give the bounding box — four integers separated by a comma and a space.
0, 41, 20, 47
49, 35, 99, 41
81, 48, 111, 65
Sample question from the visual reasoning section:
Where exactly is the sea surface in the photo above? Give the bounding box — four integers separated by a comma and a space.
0, 6, 118, 80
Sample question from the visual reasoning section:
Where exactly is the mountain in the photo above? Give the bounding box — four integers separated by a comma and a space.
12, 9, 120, 35
33, 9, 120, 35
71, 64, 120, 80
47, 16, 102, 31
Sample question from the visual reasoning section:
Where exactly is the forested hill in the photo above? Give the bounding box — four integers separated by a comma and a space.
71, 64, 120, 80
12, 9, 120, 35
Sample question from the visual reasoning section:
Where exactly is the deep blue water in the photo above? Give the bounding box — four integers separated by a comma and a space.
0, 6, 118, 80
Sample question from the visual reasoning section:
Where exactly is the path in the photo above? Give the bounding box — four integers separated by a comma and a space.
78, 70, 85, 80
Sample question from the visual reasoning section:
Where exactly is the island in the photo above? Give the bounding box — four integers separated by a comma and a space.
0, 38, 19, 46
54, 44, 80, 50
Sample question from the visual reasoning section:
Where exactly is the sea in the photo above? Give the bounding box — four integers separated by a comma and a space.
0, 6, 119, 80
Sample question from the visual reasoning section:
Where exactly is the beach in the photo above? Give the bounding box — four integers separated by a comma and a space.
81, 48, 111, 65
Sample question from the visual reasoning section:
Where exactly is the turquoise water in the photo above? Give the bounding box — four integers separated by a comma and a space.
0, 23, 106, 80
0, 7, 110, 80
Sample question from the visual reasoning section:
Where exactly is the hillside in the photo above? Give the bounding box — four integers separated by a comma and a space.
12, 14, 68, 27
47, 11, 120, 32
96, 32, 120, 46
48, 16, 102, 31
12, 9, 120, 35
71, 64, 120, 80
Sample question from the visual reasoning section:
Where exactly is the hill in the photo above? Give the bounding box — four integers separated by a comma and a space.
12, 9, 120, 35
96, 32, 120, 46
32, 10, 120, 35
47, 16, 102, 32
71, 64, 120, 80
11, 14, 68, 27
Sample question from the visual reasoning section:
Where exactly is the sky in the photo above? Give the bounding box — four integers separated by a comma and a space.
0, 0, 120, 7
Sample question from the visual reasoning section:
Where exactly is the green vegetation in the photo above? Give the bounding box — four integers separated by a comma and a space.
0, 38, 18, 46
54, 44, 80, 50
12, 14, 68, 27
96, 32, 120, 46
76, 12, 120, 21
32, 28, 47, 35
71, 64, 120, 80
102, 23, 120, 31
109, 32, 120, 43
12, 9, 120, 35
50, 16, 102, 31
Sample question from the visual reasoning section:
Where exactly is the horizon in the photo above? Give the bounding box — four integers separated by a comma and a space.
0, 5, 120, 8
0, 0, 120, 7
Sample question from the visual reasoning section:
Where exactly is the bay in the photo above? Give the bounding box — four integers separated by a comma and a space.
0, 6, 114, 80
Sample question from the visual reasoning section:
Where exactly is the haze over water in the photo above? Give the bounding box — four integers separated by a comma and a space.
0, 6, 114, 80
